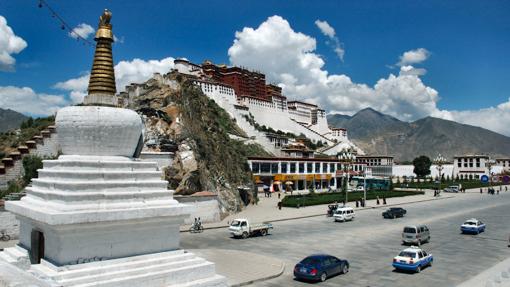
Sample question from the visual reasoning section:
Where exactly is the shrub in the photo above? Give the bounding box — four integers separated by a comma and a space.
22, 155, 43, 185
281, 190, 424, 208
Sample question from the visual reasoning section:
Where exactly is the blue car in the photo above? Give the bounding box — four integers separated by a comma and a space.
294, 254, 349, 282
392, 246, 433, 273
461, 218, 485, 234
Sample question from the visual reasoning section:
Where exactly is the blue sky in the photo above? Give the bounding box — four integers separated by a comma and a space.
1, 1, 510, 135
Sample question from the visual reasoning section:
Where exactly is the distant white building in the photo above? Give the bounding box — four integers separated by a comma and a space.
453, 155, 489, 180
357, 155, 394, 178
496, 158, 510, 173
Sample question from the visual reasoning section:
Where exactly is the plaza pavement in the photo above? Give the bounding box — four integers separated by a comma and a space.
178, 190, 454, 286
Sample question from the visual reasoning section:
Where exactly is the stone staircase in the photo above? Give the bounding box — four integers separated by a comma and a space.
291, 119, 332, 144
28, 250, 226, 287
230, 108, 279, 155
0, 126, 59, 190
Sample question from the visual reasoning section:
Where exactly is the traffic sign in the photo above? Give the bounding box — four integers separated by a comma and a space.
480, 175, 489, 183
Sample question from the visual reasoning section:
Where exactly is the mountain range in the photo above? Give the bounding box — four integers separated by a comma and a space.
327, 108, 510, 162
0, 108, 28, 133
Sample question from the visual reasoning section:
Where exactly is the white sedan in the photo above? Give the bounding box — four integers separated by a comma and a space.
460, 218, 486, 234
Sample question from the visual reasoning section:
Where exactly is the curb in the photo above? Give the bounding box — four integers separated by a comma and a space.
180, 195, 455, 233
231, 262, 285, 287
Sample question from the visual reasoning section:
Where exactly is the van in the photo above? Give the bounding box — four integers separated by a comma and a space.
333, 206, 355, 222
402, 225, 430, 245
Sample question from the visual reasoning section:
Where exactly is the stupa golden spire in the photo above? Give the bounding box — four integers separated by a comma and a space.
84, 9, 117, 106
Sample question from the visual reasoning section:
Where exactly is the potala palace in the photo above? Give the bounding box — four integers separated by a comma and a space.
120, 58, 363, 157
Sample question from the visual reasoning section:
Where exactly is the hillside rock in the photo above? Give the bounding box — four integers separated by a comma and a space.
122, 72, 267, 215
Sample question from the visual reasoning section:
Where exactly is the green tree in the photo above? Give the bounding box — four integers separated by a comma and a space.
412, 155, 432, 178
22, 155, 43, 184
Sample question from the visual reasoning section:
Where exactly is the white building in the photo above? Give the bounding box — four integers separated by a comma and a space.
357, 155, 394, 178
496, 158, 510, 173
248, 156, 366, 192
453, 155, 490, 180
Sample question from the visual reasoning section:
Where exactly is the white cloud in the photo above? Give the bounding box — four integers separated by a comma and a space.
0, 86, 68, 116
398, 48, 430, 66
433, 100, 510, 137
314, 19, 345, 61
0, 15, 28, 71
69, 23, 95, 40
228, 15, 510, 136
314, 20, 335, 38
54, 57, 175, 103
399, 65, 427, 76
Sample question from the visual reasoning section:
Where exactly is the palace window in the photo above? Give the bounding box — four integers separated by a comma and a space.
260, 163, 271, 173
307, 163, 313, 173
271, 163, 278, 174
281, 162, 287, 173
315, 163, 320, 173
299, 163, 305, 173
290, 163, 296, 173
251, 162, 260, 173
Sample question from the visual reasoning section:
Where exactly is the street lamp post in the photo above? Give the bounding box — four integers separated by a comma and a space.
364, 167, 371, 206
434, 154, 446, 195
486, 158, 496, 190
338, 149, 356, 206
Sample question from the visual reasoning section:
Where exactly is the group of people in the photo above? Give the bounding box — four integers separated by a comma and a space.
480, 186, 507, 195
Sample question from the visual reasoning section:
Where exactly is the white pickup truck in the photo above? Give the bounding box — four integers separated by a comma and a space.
228, 218, 273, 239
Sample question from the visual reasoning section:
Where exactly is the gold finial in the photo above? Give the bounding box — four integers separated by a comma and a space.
84, 9, 117, 106
95, 9, 114, 41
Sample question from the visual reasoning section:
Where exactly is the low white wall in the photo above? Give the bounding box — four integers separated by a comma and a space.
0, 210, 19, 239
139, 152, 174, 171
175, 196, 221, 224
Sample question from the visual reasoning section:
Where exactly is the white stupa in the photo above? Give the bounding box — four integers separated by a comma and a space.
0, 9, 227, 287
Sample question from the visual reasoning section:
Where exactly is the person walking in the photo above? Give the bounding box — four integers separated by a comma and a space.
480, 188, 483, 194
376, 196, 380, 205
383, 197, 387, 205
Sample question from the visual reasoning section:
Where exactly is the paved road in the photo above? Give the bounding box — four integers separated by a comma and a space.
181, 191, 510, 286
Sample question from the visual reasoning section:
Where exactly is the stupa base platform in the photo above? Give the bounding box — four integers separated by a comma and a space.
0, 248, 228, 287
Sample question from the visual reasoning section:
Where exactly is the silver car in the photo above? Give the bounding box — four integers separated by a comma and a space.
402, 225, 430, 245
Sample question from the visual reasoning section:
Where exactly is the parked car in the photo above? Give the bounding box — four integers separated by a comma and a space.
443, 185, 460, 193
460, 218, 485, 234
228, 218, 273, 239
382, 207, 407, 219
333, 206, 355, 222
402, 224, 430, 245
392, 246, 433, 273
294, 254, 349, 282
356, 186, 365, 191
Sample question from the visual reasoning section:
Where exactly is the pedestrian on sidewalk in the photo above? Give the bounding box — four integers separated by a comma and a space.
277, 201, 282, 210
356, 200, 359, 208
383, 197, 387, 205
480, 188, 483, 194
278, 192, 281, 199
376, 196, 380, 205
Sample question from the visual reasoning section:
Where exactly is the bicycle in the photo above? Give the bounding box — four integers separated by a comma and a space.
0, 230, 10, 242
189, 222, 204, 233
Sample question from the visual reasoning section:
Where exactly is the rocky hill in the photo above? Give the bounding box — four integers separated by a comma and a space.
123, 72, 269, 215
0, 108, 28, 132
328, 108, 510, 162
